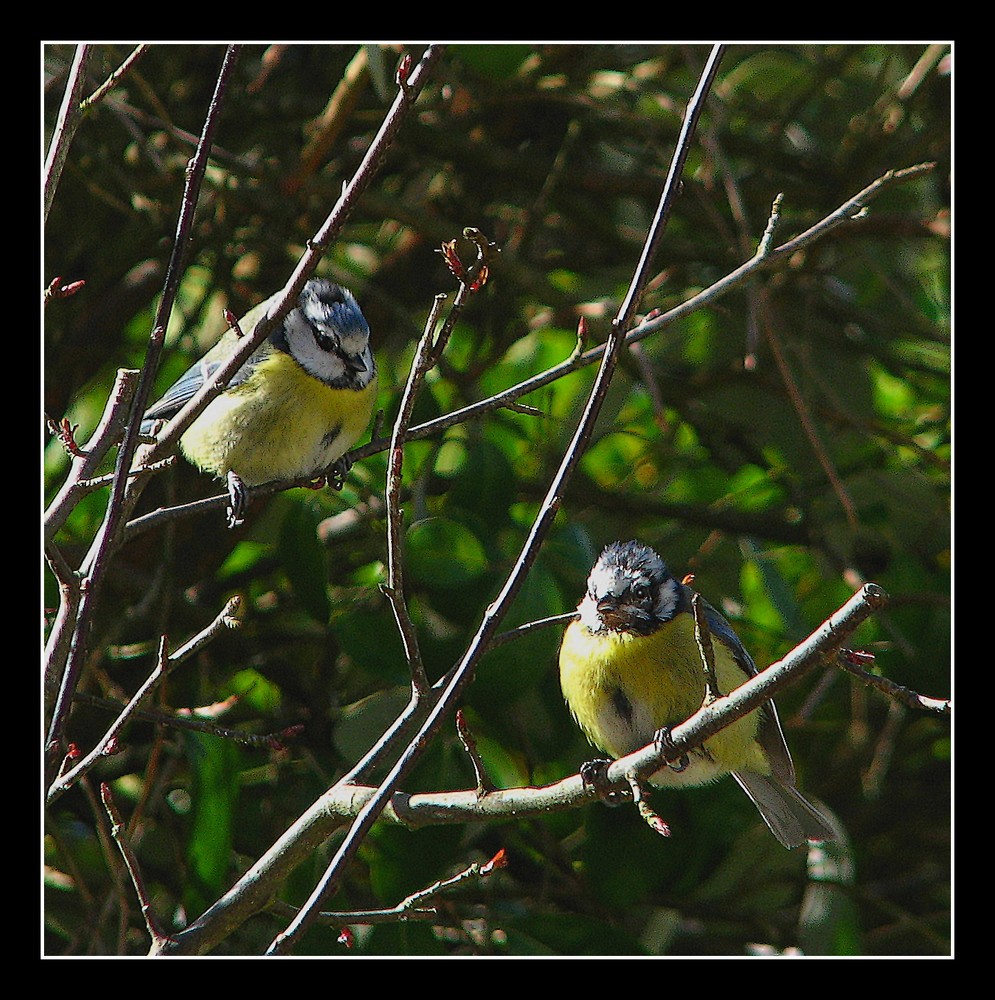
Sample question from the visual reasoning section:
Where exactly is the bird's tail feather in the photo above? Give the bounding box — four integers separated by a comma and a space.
733, 771, 835, 849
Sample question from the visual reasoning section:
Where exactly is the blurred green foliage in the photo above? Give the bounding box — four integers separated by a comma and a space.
44, 43, 950, 956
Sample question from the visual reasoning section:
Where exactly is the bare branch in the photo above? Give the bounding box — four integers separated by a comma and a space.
47, 597, 241, 804
100, 783, 172, 952
263, 44, 726, 957
837, 648, 951, 715
349, 162, 936, 462
79, 44, 150, 113
382, 292, 448, 694
45, 46, 244, 774
44, 368, 140, 542
44, 44, 92, 219
151, 576, 905, 955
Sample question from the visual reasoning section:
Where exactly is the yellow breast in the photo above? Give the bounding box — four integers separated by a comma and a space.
558, 612, 770, 783
180, 351, 378, 485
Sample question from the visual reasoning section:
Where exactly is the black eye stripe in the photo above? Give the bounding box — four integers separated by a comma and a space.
313, 326, 338, 352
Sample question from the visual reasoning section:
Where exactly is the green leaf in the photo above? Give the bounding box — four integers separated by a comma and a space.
184, 732, 239, 913
405, 517, 488, 588
452, 44, 533, 80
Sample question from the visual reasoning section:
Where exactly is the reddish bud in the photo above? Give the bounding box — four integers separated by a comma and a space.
650, 816, 671, 837
481, 848, 508, 875
46, 276, 86, 300
440, 239, 465, 281
48, 416, 84, 457
468, 264, 490, 292
396, 53, 412, 88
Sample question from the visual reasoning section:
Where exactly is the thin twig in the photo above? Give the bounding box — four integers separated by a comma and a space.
100, 783, 172, 951
382, 293, 448, 694
268, 899, 437, 926
399, 848, 508, 908
270, 848, 507, 930
456, 709, 494, 795
490, 611, 578, 649
837, 648, 950, 714
79, 44, 150, 114
76, 775, 132, 950
381, 232, 497, 694
348, 162, 935, 463
72, 690, 303, 748
45, 46, 243, 776
690, 592, 722, 703
47, 597, 240, 804
44, 44, 92, 219
43, 366, 140, 540
625, 774, 671, 837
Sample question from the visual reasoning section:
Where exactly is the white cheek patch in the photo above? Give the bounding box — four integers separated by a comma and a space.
654, 576, 680, 622
579, 545, 679, 632
577, 593, 603, 632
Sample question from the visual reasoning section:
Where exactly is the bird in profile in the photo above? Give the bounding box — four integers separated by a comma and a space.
142, 278, 377, 527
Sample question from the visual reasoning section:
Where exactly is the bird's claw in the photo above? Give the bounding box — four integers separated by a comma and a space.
226, 470, 248, 529
326, 454, 353, 492
580, 758, 629, 807
653, 725, 689, 772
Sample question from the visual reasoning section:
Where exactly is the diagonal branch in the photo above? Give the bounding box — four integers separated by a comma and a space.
348, 161, 936, 461
118, 161, 936, 546
382, 293, 448, 693
45, 44, 445, 782
263, 43, 727, 958
47, 597, 241, 805
153, 580, 899, 956
44, 44, 92, 220
44, 46, 243, 777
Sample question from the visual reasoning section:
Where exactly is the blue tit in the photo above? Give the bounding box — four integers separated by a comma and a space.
142, 278, 377, 527
559, 540, 834, 848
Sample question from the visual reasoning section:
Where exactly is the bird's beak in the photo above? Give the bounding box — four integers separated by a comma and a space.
344, 352, 369, 374
596, 596, 629, 630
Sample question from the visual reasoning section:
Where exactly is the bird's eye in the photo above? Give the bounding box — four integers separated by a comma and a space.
314, 328, 338, 353
630, 583, 648, 602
